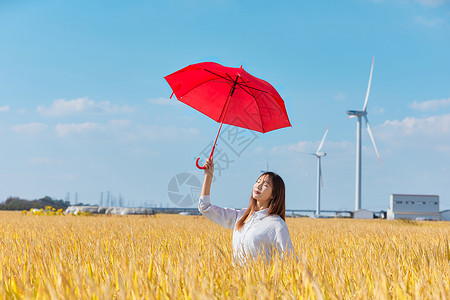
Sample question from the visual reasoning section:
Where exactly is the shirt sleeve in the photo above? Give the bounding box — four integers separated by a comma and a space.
275, 224, 295, 256
198, 195, 239, 229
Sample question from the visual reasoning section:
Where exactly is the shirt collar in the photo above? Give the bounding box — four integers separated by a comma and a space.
253, 208, 269, 220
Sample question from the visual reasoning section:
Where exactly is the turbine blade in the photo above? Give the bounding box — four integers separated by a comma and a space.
364, 115, 382, 165
297, 151, 316, 156
316, 127, 330, 153
362, 56, 375, 112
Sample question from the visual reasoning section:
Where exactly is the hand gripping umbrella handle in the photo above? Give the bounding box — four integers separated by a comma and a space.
196, 145, 216, 170
196, 157, 207, 169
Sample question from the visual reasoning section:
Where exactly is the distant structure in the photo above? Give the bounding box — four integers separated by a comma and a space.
346, 57, 382, 212
65, 206, 155, 215
312, 127, 329, 217
441, 210, 450, 221
352, 209, 374, 219
387, 194, 440, 221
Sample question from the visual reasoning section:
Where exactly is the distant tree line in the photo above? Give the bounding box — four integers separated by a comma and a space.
0, 196, 75, 211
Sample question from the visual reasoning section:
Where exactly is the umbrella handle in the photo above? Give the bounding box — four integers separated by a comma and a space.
196, 158, 207, 169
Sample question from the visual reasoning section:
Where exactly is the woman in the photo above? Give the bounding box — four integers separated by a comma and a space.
198, 159, 295, 264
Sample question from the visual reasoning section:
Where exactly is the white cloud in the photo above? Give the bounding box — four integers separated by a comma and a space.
0, 106, 10, 112
376, 114, 450, 149
137, 125, 200, 141
373, 107, 385, 114
415, 0, 445, 7
97, 101, 133, 114
333, 92, 347, 101
437, 145, 450, 152
53, 120, 198, 141
55, 122, 102, 137
50, 173, 77, 180
37, 97, 134, 116
148, 97, 183, 106
379, 114, 450, 137
270, 140, 353, 155
414, 15, 445, 27
28, 158, 63, 164
271, 141, 311, 154
148, 97, 171, 105
409, 98, 450, 111
373, 0, 447, 6
252, 147, 265, 154
108, 119, 131, 127
11, 122, 48, 135
369, 0, 445, 5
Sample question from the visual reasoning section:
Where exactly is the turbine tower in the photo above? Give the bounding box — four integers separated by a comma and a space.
260, 158, 270, 173
313, 127, 329, 217
346, 57, 381, 211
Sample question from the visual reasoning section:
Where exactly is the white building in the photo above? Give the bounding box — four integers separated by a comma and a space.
387, 194, 440, 221
353, 209, 374, 219
440, 210, 450, 221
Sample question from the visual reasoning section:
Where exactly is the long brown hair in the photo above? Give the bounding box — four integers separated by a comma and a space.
235, 172, 286, 231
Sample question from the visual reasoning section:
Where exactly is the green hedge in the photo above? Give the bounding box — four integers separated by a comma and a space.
0, 196, 71, 211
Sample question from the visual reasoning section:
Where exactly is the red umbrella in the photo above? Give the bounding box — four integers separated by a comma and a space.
164, 62, 291, 169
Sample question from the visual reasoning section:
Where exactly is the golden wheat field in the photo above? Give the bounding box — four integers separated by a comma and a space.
0, 211, 448, 299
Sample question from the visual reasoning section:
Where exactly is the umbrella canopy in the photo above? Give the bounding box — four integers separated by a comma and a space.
165, 62, 291, 133
164, 62, 291, 168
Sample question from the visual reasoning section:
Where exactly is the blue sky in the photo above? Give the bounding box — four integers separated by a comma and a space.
1, 0, 449, 211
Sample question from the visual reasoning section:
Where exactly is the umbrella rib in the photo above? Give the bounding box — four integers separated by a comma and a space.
225, 73, 240, 90
235, 82, 270, 100
204, 69, 240, 92
237, 80, 269, 94
218, 74, 260, 126
204, 69, 234, 84
239, 79, 260, 98
234, 82, 257, 98
175, 71, 232, 102
183, 69, 266, 132
236, 88, 253, 98
224, 73, 266, 96
205, 69, 268, 95
240, 79, 265, 132
254, 97, 265, 133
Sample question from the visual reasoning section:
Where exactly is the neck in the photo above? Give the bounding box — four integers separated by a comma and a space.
256, 200, 269, 211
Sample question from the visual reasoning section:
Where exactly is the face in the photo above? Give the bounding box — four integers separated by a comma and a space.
252, 174, 273, 204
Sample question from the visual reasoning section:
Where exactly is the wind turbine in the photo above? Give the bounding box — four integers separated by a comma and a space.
312, 127, 329, 217
346, 57, 381, 211
260, 158, 270, 173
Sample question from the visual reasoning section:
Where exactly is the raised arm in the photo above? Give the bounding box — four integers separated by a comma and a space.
200, 158, 214, 197
198, 159, 240, 229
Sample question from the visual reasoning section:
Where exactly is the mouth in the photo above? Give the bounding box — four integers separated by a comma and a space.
253, 190, 261, 195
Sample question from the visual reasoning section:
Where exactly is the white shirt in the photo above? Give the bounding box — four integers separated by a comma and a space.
198, 195, 295, 263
